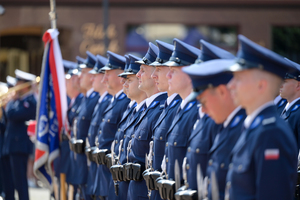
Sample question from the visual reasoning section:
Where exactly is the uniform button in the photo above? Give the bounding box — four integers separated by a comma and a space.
188, 147, 191, 152
229, 163, 233, 169
174, 142, 177, 146
124, 135, 126, 139
238, 165, 243, 170
118, 128, 120, 132
82, 116, 85, 120
209, 159, 213, 166
166, 142, 168, 147
160, 136, 162, 140
115, 140, 118, 144
102, 119, 104, 122
196, 148, 200, 153
107, 119, 110, 122
99, 130, 102, 134
220, 163, 225, 168
166, 157, 168, 162
72, 108, 75, 112
139, 136, 141, 139
186, 164, 190, 170
132, 135, 134, 138
122, 148, 124, 152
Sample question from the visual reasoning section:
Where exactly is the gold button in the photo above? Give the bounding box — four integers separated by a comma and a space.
99, 130, 102, 134
166, 142, 168, 147
107, 119, 110, 122
124, 135, 126, 138
139, 136, 141, 139
186, 164, 190, 170
238, 165, 242, 170
220, 163, 225, 168
160, 136, 162, 140
196, 148, 200, 153
166, 157, 168, 162
209, 159, 213, 166
115, 140, 118, 144
174, 142, 177, 146
188, 147, 191, 152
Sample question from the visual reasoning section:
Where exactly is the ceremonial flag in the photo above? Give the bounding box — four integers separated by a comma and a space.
33, 29, 68, 190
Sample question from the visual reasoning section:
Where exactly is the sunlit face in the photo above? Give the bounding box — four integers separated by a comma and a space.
79, 68, 94, 90
102, 69, 123, 94
151, 66, 170, 92
166, 66, 191, 94
123, 74, 141, 100
227, 70, 257, 108
280, 79, 298, 100
92, 73, 105, 92
120, 77, 128, 95
136, 65, 156, 92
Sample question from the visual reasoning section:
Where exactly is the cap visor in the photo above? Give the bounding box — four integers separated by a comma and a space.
161, 60, 181, 67
118, 71, 135, 77
65, 74, 72, 79
135, 60, 146, 65
227, 62, 244, 72
100, 66, 113, 71
88, 69, 98, 74
150, 61, 164, 67
79, 64, 87, 69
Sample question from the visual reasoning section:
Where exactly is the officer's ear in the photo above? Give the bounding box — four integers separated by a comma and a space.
295, 81, 300, 91
216, 84, 228, 98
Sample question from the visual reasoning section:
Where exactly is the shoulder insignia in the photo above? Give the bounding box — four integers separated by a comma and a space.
197, 104, 201, 108
193, 119, 199, 130
291, 104, 300, 112
78, 93, 84, 98
170, 100, 179, 108
23, 101, 30, 108
160, 104, 165, 108
103, 96, 108, 102
150, 101, 159, 109
262, 117, 276, 125
250, 116, 263, 129
90, 91, 97, 99
230, 115, 243, 128
118, 93, 126, 100
184, 101, 195, 112
278, 99, 286, 107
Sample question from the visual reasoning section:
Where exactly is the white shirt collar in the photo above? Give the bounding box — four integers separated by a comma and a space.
69, 97, 76, 108
129, 100, 136, 108
86, 88, 94, 98
223, 106, 242, 128
167, 93, 178, 106
244, 101, 274, 129
135, 99, 147, 111
111, 89, 124, 103
180, 95, 191, 109
284, 97, 300, 112
199, 106, 205, 119
98, 91, 108, 103
273, 95, 282, 105
146, 92, 167, 108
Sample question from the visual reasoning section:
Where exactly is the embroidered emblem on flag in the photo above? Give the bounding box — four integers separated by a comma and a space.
264, 149, 279, 160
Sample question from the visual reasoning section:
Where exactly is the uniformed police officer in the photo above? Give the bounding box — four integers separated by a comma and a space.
86, 54, 112, 199
70, 51, 99, 200
156, 39, 199, 199
2, 69, 37, 200
226, 35, 298, 200
126, 42, 168, 199
279, 58, 300, 150
183, 58, 247, 200
93, 51, 130, 200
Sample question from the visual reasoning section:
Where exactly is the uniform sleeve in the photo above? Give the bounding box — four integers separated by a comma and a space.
254, 127, 297, 200
6, 98, 37, 122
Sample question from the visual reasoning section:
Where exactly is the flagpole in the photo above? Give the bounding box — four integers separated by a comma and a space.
49, 0, 57, 29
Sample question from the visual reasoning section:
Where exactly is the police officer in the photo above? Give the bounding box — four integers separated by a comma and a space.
70, 51, 99, 200
93, 51, 130, 200
183, 58, 247, 200
226, 35, 298, 200
145, 40, 182, 200
279, 58, 300, 150
156, 39, 199, 199
2, 69, 37, 200
85, 55, 112, 199
108, 54, 148, 200
126, 42, 168, 199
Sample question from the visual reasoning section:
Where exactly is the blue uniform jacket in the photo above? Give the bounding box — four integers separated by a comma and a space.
0, 108, 6, 158
206, 108, 246, 200
95, 92, 130, 197
227, 105, 297, 200
185, 114, 219, 190
281, 99, 300, 150
71, 91, 99, 185
3, 93, 36, 155
86, 93, 112, 195
277, 98, 287, 115
165, 100, 198, 181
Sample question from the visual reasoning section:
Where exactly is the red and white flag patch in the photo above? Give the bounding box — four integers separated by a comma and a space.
264, 149, 280, 160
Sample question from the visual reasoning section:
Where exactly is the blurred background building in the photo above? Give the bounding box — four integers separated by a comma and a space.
0, 0, 300, 81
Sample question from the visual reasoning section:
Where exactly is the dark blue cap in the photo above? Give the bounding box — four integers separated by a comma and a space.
101, 51, 126, 71
195, 40, 235, 63
118, 55, 130, 77
228, 35, 295, 79
89, 55, 108, 74
79, 51, 97, 69
119, 54, 142, 77
150, 40, 174, 66
162, 38, 200, 67
183, 59, 235, 101
135, 42, 159, 65
284, 58, 300, 81
63, 60, 77, 73
76, 56, 85, 65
